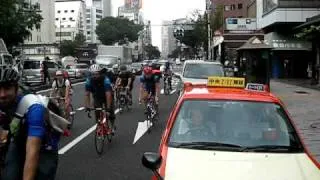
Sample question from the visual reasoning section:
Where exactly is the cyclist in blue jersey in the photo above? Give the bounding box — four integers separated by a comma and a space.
0, 68, 60, 180
85, 64, 115, 133
139, 66, 160, 113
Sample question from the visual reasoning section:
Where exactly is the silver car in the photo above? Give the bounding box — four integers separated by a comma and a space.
176, 60, 225, 94
66, 63, 89, 78
22, 59, 61, 85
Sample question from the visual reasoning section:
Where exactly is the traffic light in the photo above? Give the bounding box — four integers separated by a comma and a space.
173, 27, 184, 38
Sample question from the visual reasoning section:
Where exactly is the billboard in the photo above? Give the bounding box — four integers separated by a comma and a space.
225, 18, 257, 31
124, 0, 142, 10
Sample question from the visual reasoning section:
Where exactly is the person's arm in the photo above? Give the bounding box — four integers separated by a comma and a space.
127, 74, 132, 88
84, 79, 92, 108
50, 80, 56, 97
104, 78, 113, 110
65, 80, 71, 104
23, 105, 46, 180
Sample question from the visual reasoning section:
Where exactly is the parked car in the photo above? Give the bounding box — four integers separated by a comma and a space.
65, 63, 89, 78
130, 62, 143, 75
21, 59, 61, 85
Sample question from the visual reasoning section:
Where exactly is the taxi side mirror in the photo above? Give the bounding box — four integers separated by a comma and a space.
142, 152, 163, 180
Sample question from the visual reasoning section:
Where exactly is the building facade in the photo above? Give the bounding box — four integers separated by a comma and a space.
85, 6, 103, 43
161, 20, 177, 58
212, 0, 249, 18
255, 0, 320, 79
55, 0, 86, 43
20, 0, 59, 60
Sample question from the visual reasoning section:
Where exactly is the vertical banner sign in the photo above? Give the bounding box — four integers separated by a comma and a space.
206, 0, 212, 10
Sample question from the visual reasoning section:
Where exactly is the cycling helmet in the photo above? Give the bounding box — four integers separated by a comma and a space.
112, 64, 119, 69
143, 66, 153, 75
89, 64, 102, 73
55, 70, 63, 76
0, 68, 20, 84
119, 65, 127, 72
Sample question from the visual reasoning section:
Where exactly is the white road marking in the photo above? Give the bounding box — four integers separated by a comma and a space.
36, 81, 85, 94
170, 89, 177, 94
133, 120, 153, 144
58, 108, 120, 155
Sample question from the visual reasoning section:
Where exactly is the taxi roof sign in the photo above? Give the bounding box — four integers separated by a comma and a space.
207, 76, 245, 88
245, 83, 266, 92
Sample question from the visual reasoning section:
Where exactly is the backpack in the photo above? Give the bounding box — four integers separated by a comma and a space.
53, 78, 73, 95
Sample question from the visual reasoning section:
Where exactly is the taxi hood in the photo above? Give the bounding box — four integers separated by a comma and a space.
164, 147, 320, 180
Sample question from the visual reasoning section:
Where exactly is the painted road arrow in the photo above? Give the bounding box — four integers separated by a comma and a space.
133, 120, 153, 144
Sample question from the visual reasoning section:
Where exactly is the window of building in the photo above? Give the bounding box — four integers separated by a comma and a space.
87, 26, 91, 29
69, 17, 73, 21
62, 17, 66, 20
224, 5, 231, 11
87, 31, 91, 35
86, 14, 91, 18
71, 10, 74, 13
238, 16, 243, 18
87, 20, 90, 23
96, 20, 100, 24
55, 18, 59, 21
61, 25, 64, 28
231, 4, 236, 10
96, 9, 102, 13
64, 10, 68, 13
238, 3, 243, 9
57, 10, 61, 13
67, 25, 71, 28
86, 9, 91, 12
96, 15, 102, 19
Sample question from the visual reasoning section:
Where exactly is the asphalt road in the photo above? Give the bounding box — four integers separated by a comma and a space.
51, 73, 181, 180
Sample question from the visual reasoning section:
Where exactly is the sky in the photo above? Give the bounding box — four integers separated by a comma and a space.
87, 0, 206, 51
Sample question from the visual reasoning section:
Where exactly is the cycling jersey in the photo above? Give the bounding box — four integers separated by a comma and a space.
52, 78, 71, 97
140, 74, 160, 95
118, 71, 133, 87
85, 77, 112, 103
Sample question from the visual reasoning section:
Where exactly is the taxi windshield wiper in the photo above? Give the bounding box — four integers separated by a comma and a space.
171, 142, 243, 151
240, 145, 302, 152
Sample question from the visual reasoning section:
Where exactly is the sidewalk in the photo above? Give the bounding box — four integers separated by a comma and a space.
273, 78, 320, 91
271, 80, 320, 162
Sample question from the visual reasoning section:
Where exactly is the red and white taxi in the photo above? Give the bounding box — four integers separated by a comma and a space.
142, 77, 320, 180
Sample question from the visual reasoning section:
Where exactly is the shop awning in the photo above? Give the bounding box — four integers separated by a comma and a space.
237, 36, 273, 51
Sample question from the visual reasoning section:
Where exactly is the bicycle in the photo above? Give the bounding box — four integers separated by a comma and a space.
49, 96, 75, 129
0, 129, 8, 178
145, 94, 158, 133
86, 107, 113, 155
117, 87, 130, 113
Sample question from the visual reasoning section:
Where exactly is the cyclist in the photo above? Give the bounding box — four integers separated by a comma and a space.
85, 64, 116, 133
139, 66, 160, 113
50, 70, 72, 120
0, 68, 60, 180
116, 65, 134, 105
162, 61, 173, 91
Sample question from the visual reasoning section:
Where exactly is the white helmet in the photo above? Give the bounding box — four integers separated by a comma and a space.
112, 64, 119, 69
89, 64, 102, 73
55, 70, 63, 76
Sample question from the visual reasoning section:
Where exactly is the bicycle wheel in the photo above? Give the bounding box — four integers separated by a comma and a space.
67, 104, 74, 129
94, 123, 105, 155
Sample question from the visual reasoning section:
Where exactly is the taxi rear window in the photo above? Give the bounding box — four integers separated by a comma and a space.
168, 100, 303, 152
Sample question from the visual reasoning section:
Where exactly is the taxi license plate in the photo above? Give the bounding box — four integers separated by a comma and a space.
207, 77, 245, 88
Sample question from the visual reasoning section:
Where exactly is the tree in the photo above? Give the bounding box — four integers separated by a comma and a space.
178, 11, 208, 56
144, 44, 161, 59
211, 4, 224, 32
60, 40, 77, 57
0, 0, 43, 52
96, 16, 143, 45
74, 33, 86, 46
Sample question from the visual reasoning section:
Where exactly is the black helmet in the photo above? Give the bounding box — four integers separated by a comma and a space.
0, 68, 20, 85
119, 65, 127, 72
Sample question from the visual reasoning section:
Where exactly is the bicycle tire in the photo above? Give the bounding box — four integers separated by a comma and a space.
94, 123, 105, 155
67, 104, 75, 129
106, 119, 113, 143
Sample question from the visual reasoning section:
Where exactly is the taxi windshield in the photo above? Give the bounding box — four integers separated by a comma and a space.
183, 63, 224, 79
168, 100, 304, 153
